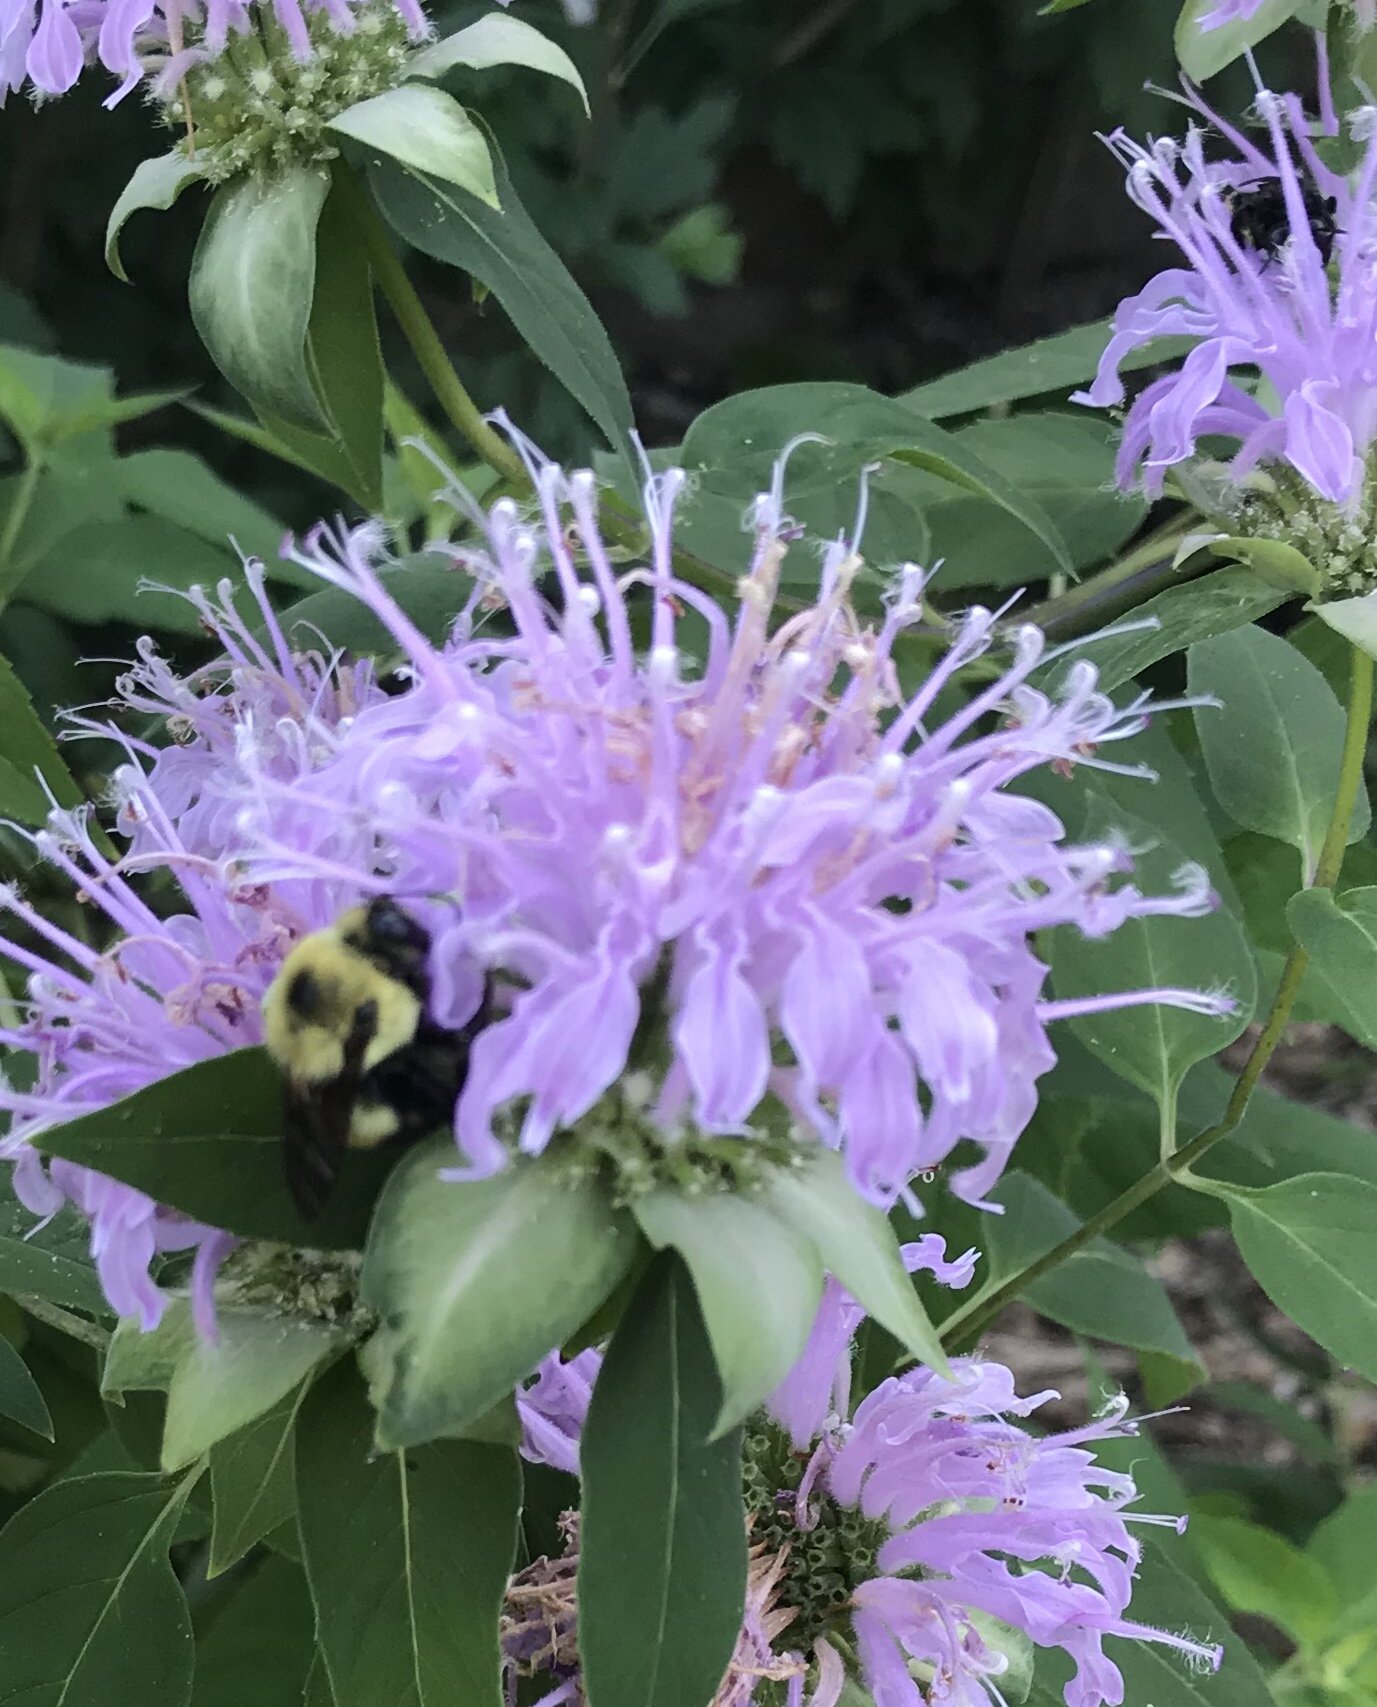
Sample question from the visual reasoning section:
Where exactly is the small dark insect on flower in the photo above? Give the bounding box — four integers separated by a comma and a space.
1227, 173, 1339, 266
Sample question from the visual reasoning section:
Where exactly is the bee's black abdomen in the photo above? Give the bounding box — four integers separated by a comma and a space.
358, 1017, 476, 1143
282, 998, 378, 1220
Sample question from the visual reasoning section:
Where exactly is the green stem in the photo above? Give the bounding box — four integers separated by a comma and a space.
336, 166, 529, 490
0, 456, 42, 604
940, 641, 1375, 1351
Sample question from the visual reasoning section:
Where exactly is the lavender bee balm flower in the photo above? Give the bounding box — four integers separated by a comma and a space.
0, 447, 1229, 1329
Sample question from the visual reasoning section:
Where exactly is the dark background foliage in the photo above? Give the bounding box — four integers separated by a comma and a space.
0, 0, 1302, 482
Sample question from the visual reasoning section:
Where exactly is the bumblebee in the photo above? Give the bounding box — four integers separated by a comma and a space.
1228, 174, 1338, 266
261, 897, 485, 1218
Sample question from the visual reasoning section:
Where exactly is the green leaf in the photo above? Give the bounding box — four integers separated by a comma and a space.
1309, 1482, 1377, 1613
1176, 0, 1306, 81
916, 414, 1146, 589
0, 647, 82, 824
679, 382, 1073, 576
1312, 591, 1377, 661
758, 1148, 948, 1375
331, 87, 497, 206
103, 1302, 198, 1396
1287, 886, 1377, 1048
631, 1189, 823, 1436
0, 1470, 197, 1707
408, 14, 589, 112
0, 1184, 103, 1313
1223, 1172, 1377, 1385
304, 1655, 335, 1707
985, 1174, 1203, 1386
207, 1384, 306, 1576
189, 167, 331, 432
1054, 566, 1285, 694
106, 153, 205, 284
1189, 625, 1369, 876
268, 556, 470, 661
118, 448, 284, 561
304, 175, 386, 511
370, 150, 636, 469
361, 1140, 638, 1449
34, 1047, 394, 1249
900, 320, 1193, 419
1190, 1513, 1337, 1648
0, 1333, 52, 1439
1049, 806, 1254, 1107
296, 1359, 520, 1707
579, 1253, 746, 1707
192, 1555, 314, 1707
20, 515, 255, 634
162, 1309, 345, 1472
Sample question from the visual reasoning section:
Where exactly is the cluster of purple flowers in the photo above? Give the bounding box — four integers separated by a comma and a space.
503, 1247, 1223, 1707
1079, 71, 1377, 508
0, 450, 1229, 1329
0, 0, 428, 105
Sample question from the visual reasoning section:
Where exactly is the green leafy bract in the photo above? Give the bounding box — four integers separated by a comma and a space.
188, 166, 331, 432
360, 1140, 639, 1449
630, 1188, 823, 1436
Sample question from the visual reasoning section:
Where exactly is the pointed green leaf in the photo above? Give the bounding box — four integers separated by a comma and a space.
900, 319, 1192, 419
207, 1384, 306, 1576
1190, 1514, 1337, 1649
408, 14, 589, 112
1287, 886, 1377, 1048
103, 1301, 198, 1396
0, 647, 83, 824
118, 447, 284, 560
332, 86, 497, 205
34, 1047, 394, 1249
1190, 534, 1320, 597
1050, 805, 1253, 1108
0, 1470, 197, 1707
1057, 566, 1284, 694
579, 1253, 746, 1707
679, 382, 1073, 576
303, 175, 386, 510
296, 1360, 520, 1707
1223, 1172, 1377, 1385
106, 153, 205, 284
189, 166, 330, 431
1176, 0, 1305, 81
162, 1309, 345, 1471
369, 149, 636, 471
1312, 590, 1377, 661
757, 1148, 948, 1375
1189, 625, 1369, 876
0, 1334, 52, 1439
361, 1140, 638, 1448
631, 1188, 823, 1435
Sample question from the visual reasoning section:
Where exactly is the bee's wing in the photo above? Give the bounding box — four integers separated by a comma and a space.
282, 1003, 377, 1219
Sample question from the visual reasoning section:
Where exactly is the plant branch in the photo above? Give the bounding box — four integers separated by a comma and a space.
940, 641, 1375, 1351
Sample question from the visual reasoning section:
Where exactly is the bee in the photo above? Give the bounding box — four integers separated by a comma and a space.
261, 897, 486, 1218
1227, 173, 1338, 266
